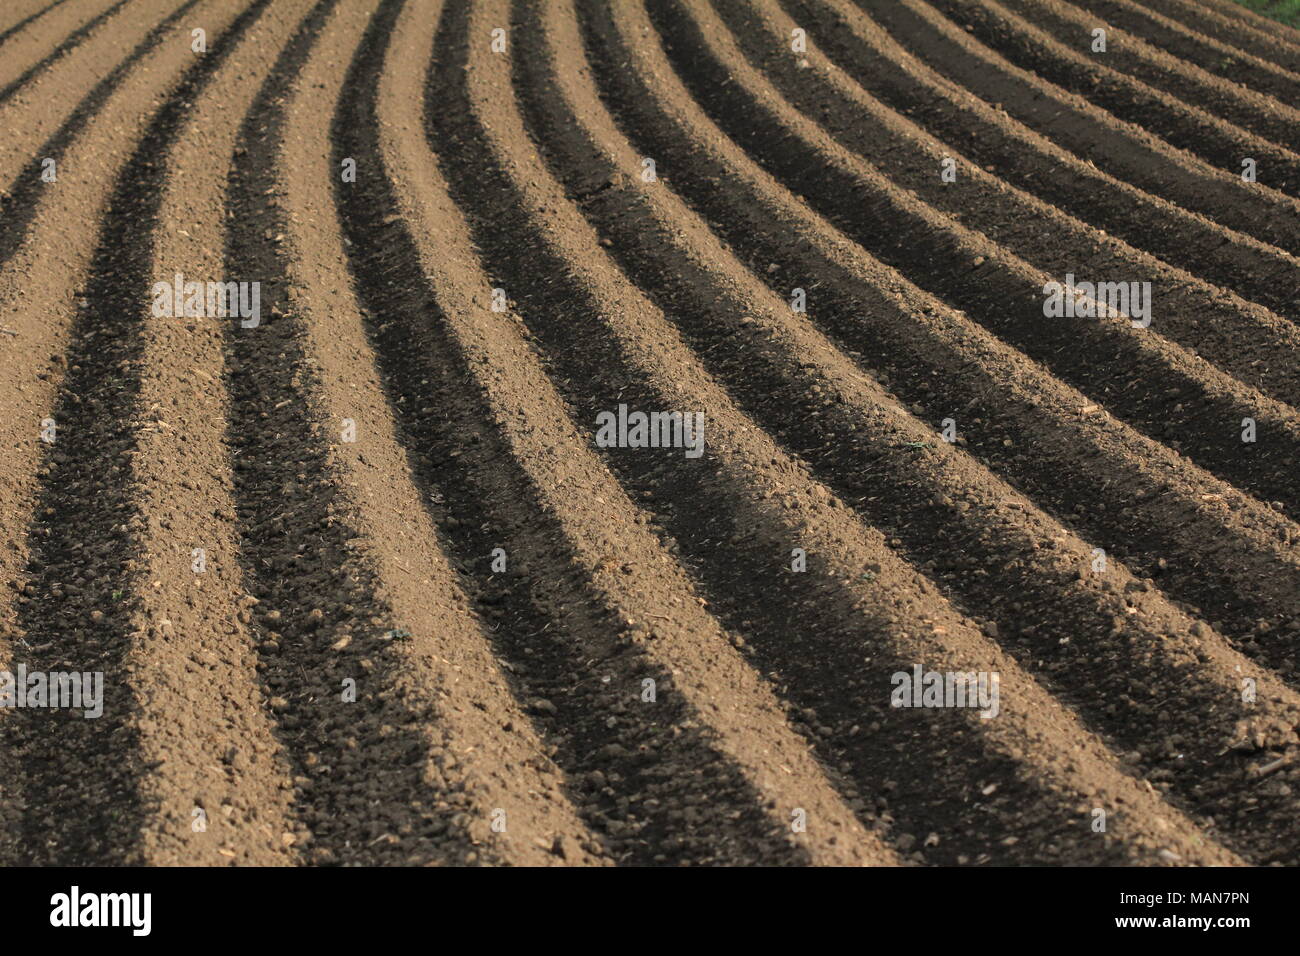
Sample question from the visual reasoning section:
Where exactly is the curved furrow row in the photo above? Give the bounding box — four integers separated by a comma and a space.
0, 0, 284, 868
1058, 0, 1300, 106
648, 0, 1300, 525
0, 0, 255, 866
0, 0, 124, 102
0, 0, 219, 617
1, 0, 1295, 869
436, 0, 1243, 866
112, 0, 331, 865
0, 0, 202, 270
847, 0, 1300, 252
785, 0, 1300, 311
577, 0, 1300, 695
0, 1, 66, 47
1164, 0, 1300, 55
998, 0, 1300, 151
229, 0, 610, 867
537, 0, 1300, 864
912, 0, 1300, 197
720, 0, 1300, 390
304, 0, 894, 868
349, 0, 886, 866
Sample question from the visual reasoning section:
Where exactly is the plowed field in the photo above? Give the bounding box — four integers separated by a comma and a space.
1, 0, 1298, 866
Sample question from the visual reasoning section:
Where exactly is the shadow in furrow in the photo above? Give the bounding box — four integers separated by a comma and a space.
0, 0, 132, 106
327, 0, 807, 866
224, 0, 528, 866
0, 1, 68, 51
0, 0, 205, 271
645, 0, 1300, 518
427, 0, 1112, 866
9, 0, 272, 866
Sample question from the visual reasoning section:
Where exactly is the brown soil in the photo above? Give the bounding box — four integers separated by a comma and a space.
0, 0, 1297, 866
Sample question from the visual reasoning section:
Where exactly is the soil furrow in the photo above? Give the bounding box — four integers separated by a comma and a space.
226, 0, 602, 866
915, 0, 1300, 197
577, 0, 1300, 688
0, 1, 67, 48
786, 0, 1300, 307
647, 0, 1300, 521
0, 0, 228, 635
539, 0, 1300, 864
2, 0, 1297, 870
0, 0, 201, 273
123, 0, 331, 866
435, 0, 1241, 866
718, 0, 1300, 390
353, 0, 893, 866
3, 0, 276, 867
999, 0, 1300, 150
0, 0, 124, 103
852, 0, 1300, 236
1174, 0, 1300, 51
1059, 0, 1300, 107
